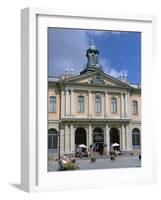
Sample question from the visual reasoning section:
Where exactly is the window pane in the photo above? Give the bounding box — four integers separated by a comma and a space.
48, 129, 58, 150
132, 134, 135, 145
78, 96, 84, 112
95, 96, 101, 112
132, 129, 140, 146
133, 101, 138, 115
50, 96, 56, 112
136, 134, 140, 145
111, 97, 117, 113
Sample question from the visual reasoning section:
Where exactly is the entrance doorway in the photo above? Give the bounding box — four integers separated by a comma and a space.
110, 128, 120, 151
93, 128, 104, 155
75, 128, 87, 146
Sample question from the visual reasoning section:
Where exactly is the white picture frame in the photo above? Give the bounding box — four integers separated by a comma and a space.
21, 7, 156, 192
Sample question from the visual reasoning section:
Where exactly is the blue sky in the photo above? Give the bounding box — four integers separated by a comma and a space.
48, 28, 141, 84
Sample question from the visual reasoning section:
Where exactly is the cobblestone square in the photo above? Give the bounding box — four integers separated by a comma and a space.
48, 156, 141, 172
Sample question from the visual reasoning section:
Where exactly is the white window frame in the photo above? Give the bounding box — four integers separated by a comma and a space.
133, 100, 138, 115
111, 97, 117, 113
49, 96, 56, 112
95, 95, 101, 113
77, 95, 84, 112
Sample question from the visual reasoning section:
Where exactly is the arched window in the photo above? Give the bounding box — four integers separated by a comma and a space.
95, 95, 101, 113
132, 128, 140, 146
48, 129, 58, 150
133, 100, 138, 115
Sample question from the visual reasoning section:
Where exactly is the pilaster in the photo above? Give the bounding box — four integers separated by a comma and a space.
61, 90, 65, 117
60, 128, 64, 154
125, 93, 128, 117
88, 90, 92, 117
125, 125, 132, 151
105, 91, 108, 117
106, 125, 110, 155
65, 124, 69, 153
121, 125, 126, 151
70, 124, 74, 153
88, 124, 92, 148
121, 93, 125, 118
70, 89, 74, 116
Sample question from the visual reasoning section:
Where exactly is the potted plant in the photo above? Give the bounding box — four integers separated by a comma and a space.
110, 154, 116, 160
91, 155, 96, 163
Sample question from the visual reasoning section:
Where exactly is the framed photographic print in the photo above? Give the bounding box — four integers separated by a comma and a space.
21, 8, 156, 192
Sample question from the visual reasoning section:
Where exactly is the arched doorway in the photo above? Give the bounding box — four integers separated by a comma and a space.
110, 128, 120, 151
132, 128, 141, 147
93, 128, 104, 155
75, 128, 87, 146
48, 129, 58, 153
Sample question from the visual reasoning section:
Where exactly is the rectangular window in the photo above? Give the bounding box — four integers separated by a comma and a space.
78, 96, 84, 112
95, 96, 101, 113
133, 101, 138, 115
49, 96, 56, 112
111, 97, 117, 113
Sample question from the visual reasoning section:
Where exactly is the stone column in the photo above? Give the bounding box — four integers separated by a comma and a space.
121, 93, 124, 118
88, 90, 92, 117
125, 125, 131, 151
60, 128, 64, 155
119, 127, 122, 149
125, 93, 128, 117
106, 125, 110, 155
88, 124, 92, 148
65, 90, 70, 116
65, 124, 69, 153
70, 89, 74, 116
129, 127, 132, 150
121, 125, 126, 151
104, 91, 108, 117
127, 93, 130, 118
70, 124, 75, 153
61, 90, 65, 117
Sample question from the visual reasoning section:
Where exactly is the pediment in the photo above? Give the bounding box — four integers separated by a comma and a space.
64, 71, 130, 88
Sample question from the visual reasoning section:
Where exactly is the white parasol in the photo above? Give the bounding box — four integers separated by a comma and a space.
112, 143, 120, 147
78, 144, 87, 148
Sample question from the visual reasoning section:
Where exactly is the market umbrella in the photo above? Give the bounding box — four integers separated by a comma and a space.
78, 144, 87, 148
112, 143, 120, 147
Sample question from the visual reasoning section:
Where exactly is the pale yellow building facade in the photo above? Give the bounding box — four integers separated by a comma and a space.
48, 43, 141, 157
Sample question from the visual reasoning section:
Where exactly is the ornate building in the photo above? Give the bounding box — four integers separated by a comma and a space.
48, 42, 141, 157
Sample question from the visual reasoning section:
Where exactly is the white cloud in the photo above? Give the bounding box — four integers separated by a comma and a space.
99, 56, 128, 79
48, 28, 88, 76
85, 30, 128, 41
108, 68, 128, 79
48, 28, 128, 78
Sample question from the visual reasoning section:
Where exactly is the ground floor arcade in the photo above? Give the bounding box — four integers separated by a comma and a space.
48, 120, 141, 157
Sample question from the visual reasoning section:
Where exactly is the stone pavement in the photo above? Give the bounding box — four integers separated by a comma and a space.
48, 155, 141, 172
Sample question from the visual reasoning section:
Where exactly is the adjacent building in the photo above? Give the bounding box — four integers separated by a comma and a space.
48, 42, 141, 157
